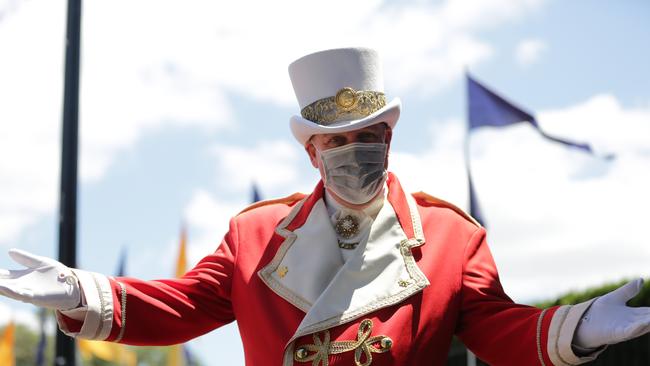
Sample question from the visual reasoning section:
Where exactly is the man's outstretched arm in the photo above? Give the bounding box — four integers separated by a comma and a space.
456, 227, 650, 366
0, 217, 241, 346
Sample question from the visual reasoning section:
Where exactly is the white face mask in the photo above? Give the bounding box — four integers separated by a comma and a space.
318, 142, 388, 205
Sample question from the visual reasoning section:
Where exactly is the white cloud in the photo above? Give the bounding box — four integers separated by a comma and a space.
211, 140, 316, 196
0, 0, 234, 246
539, 94, 650, 154
182, 139, 317, 265
383, 94, 650, 302
0, 0, 65, 247
515, 38, 547, 67
182, 190, 243, 266
467, 95, 650, 301
74, 0, 545, 107
390, 118, 468, 207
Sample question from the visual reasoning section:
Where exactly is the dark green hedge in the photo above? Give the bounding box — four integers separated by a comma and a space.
535, 278, 650, 308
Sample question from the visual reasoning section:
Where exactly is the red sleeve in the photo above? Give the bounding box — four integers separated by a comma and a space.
103, 217, 240, 346
456, 227, 558, 366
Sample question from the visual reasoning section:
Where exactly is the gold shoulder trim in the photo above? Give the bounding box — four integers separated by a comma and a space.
237, 192, 306, 216
411, 191, 481, 227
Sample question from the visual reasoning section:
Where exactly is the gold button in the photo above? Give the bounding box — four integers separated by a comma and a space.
380, 337, 393, 350
295, 347, 309, 360
277, 266, 288, 278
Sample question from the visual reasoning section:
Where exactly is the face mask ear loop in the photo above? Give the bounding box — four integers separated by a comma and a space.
317, 146, 338, 190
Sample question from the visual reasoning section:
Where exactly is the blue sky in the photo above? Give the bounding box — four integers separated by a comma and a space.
1, 0, 649, 364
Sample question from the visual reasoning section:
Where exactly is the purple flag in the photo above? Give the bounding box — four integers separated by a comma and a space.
35, 308, 46, 366
465, 73, 614, 226
252, 183, 262, 203
467, 73, 606, 156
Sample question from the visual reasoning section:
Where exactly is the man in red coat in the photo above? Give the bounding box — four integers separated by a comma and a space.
1, 48, 649, 365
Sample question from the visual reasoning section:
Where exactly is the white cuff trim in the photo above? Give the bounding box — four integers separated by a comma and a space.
547, 300, 606, 365
57, 270, 114, 340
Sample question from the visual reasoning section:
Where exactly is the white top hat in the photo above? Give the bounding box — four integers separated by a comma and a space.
288, 47, 401, 145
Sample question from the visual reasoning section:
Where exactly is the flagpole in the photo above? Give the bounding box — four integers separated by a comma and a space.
464, 72, 486, 227
56, 0, 82, 365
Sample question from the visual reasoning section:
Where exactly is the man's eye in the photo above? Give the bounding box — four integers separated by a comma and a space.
329, 136, 346, 146
358, 133, 380, 142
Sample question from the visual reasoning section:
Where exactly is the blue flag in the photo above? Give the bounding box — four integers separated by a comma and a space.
251, 183, 262, 203
467, 73, 606, 156
465, 73, 613, 226
34, 308, 46, 366
116, 247, 127, 277
183, 345, 194, 365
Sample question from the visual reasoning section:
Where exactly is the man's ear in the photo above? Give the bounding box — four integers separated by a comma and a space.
384, 126, 393, 146
305, 142, 319, 169
384, 126, 393, 169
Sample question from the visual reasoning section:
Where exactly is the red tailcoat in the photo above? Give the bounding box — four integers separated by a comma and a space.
58, 173, 596, 366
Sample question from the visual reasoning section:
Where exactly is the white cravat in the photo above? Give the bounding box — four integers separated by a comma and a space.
324, 187, 386, 262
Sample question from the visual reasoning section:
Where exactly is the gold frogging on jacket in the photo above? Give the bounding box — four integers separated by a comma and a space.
300, 88, 387, 126
293, 319, 392, 366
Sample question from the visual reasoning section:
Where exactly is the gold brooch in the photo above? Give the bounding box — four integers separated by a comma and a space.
335, 87, 358, 110
335, 215, 359, 240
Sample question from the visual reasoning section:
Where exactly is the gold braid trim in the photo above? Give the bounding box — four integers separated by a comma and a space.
293, 319, 392, 366
114, 282, 127, 343
301, 88, 386, 126
537, 308, 548, 366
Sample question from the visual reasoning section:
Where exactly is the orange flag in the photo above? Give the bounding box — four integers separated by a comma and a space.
168, 225, 189, 366
0, 321, 15, 366
175, 225, 188, 278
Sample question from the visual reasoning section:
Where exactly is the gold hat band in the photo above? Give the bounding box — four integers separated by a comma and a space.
300, 87, 386, 126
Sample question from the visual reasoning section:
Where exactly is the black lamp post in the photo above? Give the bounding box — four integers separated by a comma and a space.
55, 0, 82, 364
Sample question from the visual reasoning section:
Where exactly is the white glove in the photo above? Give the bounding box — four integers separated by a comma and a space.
574, 278, 650, 349
0, 249, 81, 310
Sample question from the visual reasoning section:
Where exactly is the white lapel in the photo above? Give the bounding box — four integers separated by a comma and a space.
258, 198, 344, 312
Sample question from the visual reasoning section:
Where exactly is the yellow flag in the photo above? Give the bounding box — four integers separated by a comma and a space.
0, 322, 15, 366
167, 345, 184, 366
175, 225, 188, 278
167, 225, 189, 366
78, 339, 137, 366
79, 339, 115, 361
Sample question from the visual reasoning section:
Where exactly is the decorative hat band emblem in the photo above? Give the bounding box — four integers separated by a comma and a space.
335, 87, 359, 110
301, 87, 386, 126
